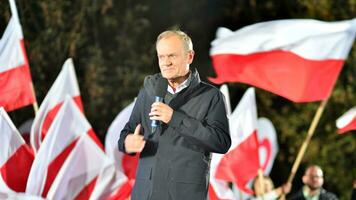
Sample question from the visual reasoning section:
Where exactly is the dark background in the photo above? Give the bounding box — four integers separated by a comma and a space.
1, 0, 355, 199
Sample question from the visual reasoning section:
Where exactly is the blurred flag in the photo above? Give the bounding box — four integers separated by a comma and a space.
208, 85, 234, 200
336, 107, 356, 134
46, 134, 110, 200
104, 100, 138, 200
30, 58, 87, 151
26, 97, 99, 197
0, 107, 34, 192
256, 117, 278, 175
215, 88, 260, 194
0, 0, 36, 111
209, 19, 356, 102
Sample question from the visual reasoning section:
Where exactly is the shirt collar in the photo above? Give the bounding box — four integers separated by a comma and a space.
302, 186, 321, 200
167, 71, 191, 94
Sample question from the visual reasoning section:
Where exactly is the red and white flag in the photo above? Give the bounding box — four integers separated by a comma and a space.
0, 0, 36, 111
336, 107, 356, 134
256, 117, 279, 175
30, 58, 83, 151
46, 133, 111, 200
0, 107, 34, 192
103, 100, 139, 200
215, 88, 260, 194
209, 19, 356, 102
26, 97, 99, 197
209, 85, 234, 200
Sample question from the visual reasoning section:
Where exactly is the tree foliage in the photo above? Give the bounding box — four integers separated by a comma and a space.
0, 0, 355, 198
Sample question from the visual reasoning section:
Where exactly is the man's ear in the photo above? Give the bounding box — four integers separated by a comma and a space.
302, 175, 307, 184
188, 50, 195, 64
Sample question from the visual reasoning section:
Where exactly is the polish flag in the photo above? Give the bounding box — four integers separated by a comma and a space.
26, 97, 99, 197
104, 100, 139, 200
336, 107, 356, 134
209, 19, 356, 102
0, 107, 34, 192
46, 133, 111, 200
0, 0, 36, 111
30, 58, 84, 152
209, 85, 234, 200
215, 88, 260, 194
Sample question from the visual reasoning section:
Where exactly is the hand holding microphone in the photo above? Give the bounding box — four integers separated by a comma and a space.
149, 102, 173, 124
149, 78, 170, 133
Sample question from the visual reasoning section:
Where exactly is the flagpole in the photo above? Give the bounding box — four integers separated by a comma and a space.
287, 96, 330, 183
30, 82, 38, 114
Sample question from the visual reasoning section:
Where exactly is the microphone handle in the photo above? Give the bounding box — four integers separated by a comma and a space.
151, 96, 163, 133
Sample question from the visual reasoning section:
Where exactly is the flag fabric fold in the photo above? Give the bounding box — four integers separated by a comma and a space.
46, 133, 110, 200
26, 97, 92, 197
336, 107, 356, 134
209, 19, 356, 102
0, 107, 34, 192
0, 0, 35, 111
215, 88, 260, 194
30, 58, 83, 152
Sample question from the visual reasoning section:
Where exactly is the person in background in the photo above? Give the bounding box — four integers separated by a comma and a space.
252, 175, 291, 200
287, 165, 338, 200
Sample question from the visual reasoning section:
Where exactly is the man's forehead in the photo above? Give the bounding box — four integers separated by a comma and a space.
306, 167, 323, 175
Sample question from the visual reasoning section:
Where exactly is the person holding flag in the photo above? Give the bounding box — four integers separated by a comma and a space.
118, 29, 231, 200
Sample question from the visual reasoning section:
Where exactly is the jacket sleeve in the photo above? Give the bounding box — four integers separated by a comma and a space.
118, 90, 144, 155
168, 91, 231, 154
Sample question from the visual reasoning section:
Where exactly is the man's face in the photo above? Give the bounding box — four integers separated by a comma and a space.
156, 36, 194, 82
302, 167, 324, 190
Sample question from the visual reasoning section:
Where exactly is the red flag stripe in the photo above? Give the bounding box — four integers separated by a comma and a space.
0, 144, 34, 192
338, 117, 356, 134
215, 130, 260, 194
210, 51, 343, 102
74, 177, 98, 200
40, 96, 83, 142
0, 64, 35, 111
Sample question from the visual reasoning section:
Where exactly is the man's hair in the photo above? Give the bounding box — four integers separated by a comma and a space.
156, 30, 193, 52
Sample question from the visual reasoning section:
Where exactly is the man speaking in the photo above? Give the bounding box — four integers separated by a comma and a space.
118, 30, 231, 200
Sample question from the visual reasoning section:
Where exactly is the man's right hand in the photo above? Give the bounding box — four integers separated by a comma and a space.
124, 124, 146, 153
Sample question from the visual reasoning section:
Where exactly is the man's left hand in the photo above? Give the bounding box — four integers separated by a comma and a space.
149, 102, 173, 124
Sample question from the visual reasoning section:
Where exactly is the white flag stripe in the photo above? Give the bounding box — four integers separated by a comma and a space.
26, 97, 90, 195
211, 19, 356, 60
336, 107, 356, 128
0, 107, 25, 166
219, 84, 232, 116
229, 87, 257, 150
46, 134, 109, 200
0, 17, 25, 73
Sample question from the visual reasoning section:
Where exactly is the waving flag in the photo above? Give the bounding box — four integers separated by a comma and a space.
46, 134, 111, 200
30, 58, 83, 151
0, 0, 36, 111
336, 107, 356, 134
215, 88, 260, 194
209, 19, 356, 102
26, 97, 100, 197
0, 107, 34, 192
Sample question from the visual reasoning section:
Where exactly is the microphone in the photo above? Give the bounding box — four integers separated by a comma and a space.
151, 78, 168, 133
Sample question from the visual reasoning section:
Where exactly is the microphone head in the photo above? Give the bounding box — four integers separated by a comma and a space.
155, 78, 168, 98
